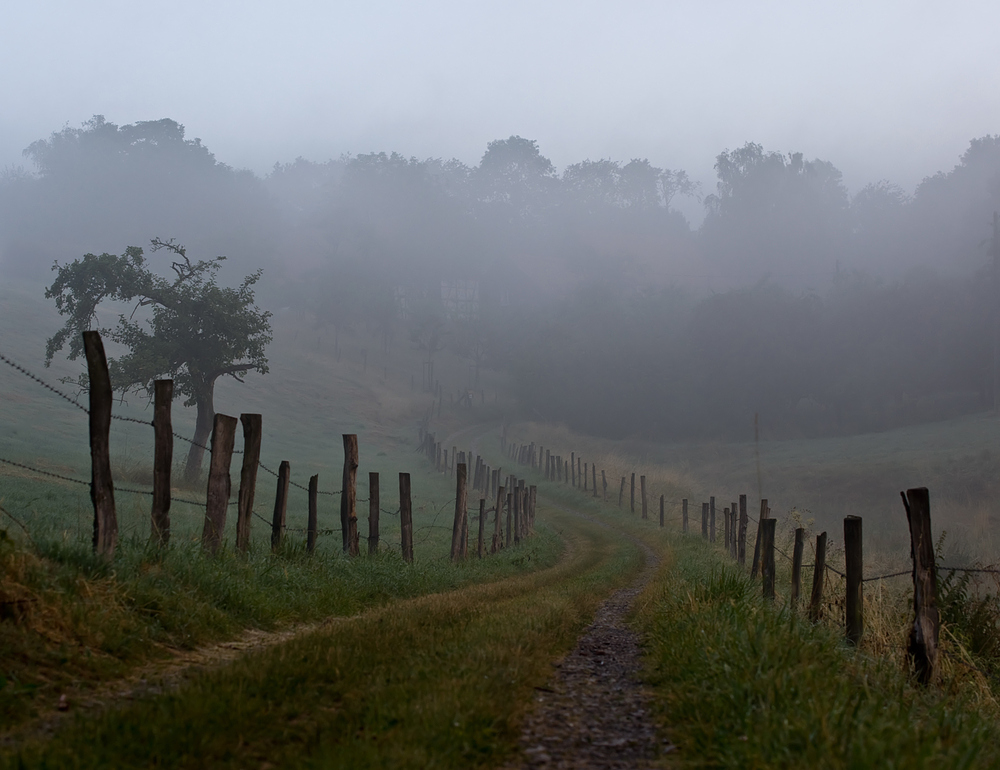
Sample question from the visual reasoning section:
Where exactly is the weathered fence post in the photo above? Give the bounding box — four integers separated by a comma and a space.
659, 495, 664, 528
83, 331, 117, 558
341, 434, 360, 556
761, 518, 776, 600
492, 485, 505, 553
236, 413, 262, 554
791, 527, 805, 609
845, 515, 864, 646
307, 474, 319, 553
710, 496, 716, 543
583, 462, 588, 492
619, 477, 626, 507
738, 495, 748, 565
903, 488, 938, 684
506, 491, 513, 547
477, 499, 486, 558
203, 413, 238, 554
730, 502, 738, 559
751, 499, 768, 578
368, 471, 380, 555
151, 379, 173, 547
270, 460, 290, 551
640, 475, 648, 520
513, 486, 521, 545
630, 473, 636, 513
723, 507, 730, 551
602, 470, 607, 501
701, 502, 708, 539
808, 532, 827, 623
451, 463, 468, 561
399, 473, 413, 563
682, 498, 688, 533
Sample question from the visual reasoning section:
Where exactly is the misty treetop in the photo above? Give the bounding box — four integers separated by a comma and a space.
6, 117, 1000, 441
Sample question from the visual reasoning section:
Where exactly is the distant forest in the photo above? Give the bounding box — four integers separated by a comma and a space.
3, 115, 1000, 440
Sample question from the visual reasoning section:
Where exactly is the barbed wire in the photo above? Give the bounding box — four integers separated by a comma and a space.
0, 456, 90, 486
0, 351, 88, 413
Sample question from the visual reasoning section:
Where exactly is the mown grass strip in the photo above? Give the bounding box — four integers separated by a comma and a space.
2, 505, 643, 769
637, 534, 1000, 769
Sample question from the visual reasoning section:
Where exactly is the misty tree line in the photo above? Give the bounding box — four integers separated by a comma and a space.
2, 115, 1000, 439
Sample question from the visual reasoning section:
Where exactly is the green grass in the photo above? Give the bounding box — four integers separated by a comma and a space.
1, 505, 643, 769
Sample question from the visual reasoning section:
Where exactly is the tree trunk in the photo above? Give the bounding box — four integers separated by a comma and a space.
183, 382, 216, 485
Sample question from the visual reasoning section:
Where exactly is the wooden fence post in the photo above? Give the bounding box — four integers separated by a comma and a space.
761, 518, 777, 600
270, 460, 290, 551
592, 465, 597, 498
602, 470, 607, 501
368, 472, 380, 555
203, 413, 238, 554
659, 495, 664, 528
808, 532, 827, 622
571, 453, 576, 486
341, 434, 359, 556
513, 486, 522, 544
730, 502, 738, 559
399, 473, 413, 563
506, 491, 513, 547
682, 498, 688, 533
151, 379, 173, 547
557, 456, 562, 482
791, 527, 805, 609
701, 502, 708, 539
236, 413, 262, 554
451, 463, 468, 561
492, 485, 505, 553
583, 462, 588, 492
723, 507, 730, 551
738, 495, 748, 565
845, 515, 864, 646
83, 331, 117, 558
619, 477, 626, 507
751, 499, 768, 578
529, 485, 537, 532
903, 488, 938, 684
307, 474, 319, 553
710, 496, 716, 543
640, 476, 648, 520
477, 499, 486, 558
630, 473, 636, 513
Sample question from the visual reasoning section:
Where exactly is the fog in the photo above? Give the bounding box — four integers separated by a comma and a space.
2, 1, 1000, 443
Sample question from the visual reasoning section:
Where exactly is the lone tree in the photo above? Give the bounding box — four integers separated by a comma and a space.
45, 239, 272, 483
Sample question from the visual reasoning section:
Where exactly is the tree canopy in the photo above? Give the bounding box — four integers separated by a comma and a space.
45, 239, 272, 481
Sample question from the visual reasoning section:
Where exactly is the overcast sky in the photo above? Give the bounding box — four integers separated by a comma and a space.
4, 0, 999, 215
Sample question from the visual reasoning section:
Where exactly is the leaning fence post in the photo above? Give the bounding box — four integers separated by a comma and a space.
83, 331, 117, 558
203, 413, 238, 554
341, 434, 359, 556
151, 379, 173, 547
270, 460, 290, 552
791, 527, 805, 609
399, 473, 413, 563
808, 532, 827, 623
236, 414, 262, 554
451, 463, 468, 561
368, 472, 380, 555
761, 518, 776, 600
903, 488, 938, 684
307, 474, 319, 553
845, 515, 864, 646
